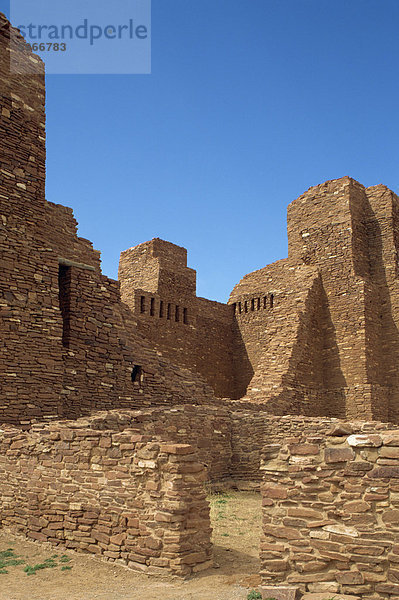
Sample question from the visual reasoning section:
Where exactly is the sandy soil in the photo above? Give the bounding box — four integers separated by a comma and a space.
0, 491, 262, 600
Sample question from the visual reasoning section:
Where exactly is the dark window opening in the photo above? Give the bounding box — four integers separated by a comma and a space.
251, 298, 255, 311
159, 300, 164, 318
238, 302, 242, 314
263, 296, 267, 309
167, 303, 171, 320
257, 297, 261, 310
140, 296, 145, 313
183, 307, 188, 324
58, 265, 71, 348
131, 364, 143, 383
175, 305, 180, 322
233, 303, 237, 315
270, 294, 274, 308
244, 301, 248, 313
150, 297, 155, 316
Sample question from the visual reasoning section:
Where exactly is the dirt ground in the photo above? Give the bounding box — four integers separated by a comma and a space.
0, 491, 262, 600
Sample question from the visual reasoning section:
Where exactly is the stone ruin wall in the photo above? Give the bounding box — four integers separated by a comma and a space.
119, 178, 399, 422
287, 178, 399, 424
0, 417, 212, 576
119, 239, 235, 399
5, 10, 399, 586
229, 177, 399, 422
3, 13, 399, 425
0, 14, 218, 427
260, 427, 399, 599
2, 404, 399, 578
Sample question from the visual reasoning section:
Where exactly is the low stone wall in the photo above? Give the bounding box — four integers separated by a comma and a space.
0, 421, 212, 576
73, 406, 233, 482
230, 413, 396, 484
12, 409, 398, 486
260, 428, 399, 599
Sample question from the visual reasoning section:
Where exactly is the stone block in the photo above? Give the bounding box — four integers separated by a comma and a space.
288, 444, 319, 456
327, 423, 354, 436
324, 446, 354, 463
336, 570, 364, 584
367, 466, 399, 479
260, 586, 300, 600
161, 444, 194, 455
347, 434, 382, 448
262, 484, 288, 499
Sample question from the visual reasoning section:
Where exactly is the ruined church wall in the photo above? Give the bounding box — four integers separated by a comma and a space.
0, 15, 220, 426
0, 15, 46, 220
0, 16, 64, 423
229, 413, 396, 484
81, 410, 399, 487
0, 420, 212, 576
286, 177, 394, 421
364, 185, 399, 423
228, 261, 329, 414
82, 406, 233, 482
119, 241, 235, 399
260, 428, 399, 599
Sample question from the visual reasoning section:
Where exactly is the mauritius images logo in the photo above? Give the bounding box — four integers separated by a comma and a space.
10, 0, 151, 75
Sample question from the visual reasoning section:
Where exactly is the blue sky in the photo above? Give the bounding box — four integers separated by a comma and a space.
2, 0, 399, 302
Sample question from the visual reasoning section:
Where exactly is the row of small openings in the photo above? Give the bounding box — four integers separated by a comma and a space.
140, 296, 189, 324
233, 294, 274, 315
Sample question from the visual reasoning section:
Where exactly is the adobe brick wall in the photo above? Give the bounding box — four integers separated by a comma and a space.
260, 427, 399, 599
0, 418, 212, 576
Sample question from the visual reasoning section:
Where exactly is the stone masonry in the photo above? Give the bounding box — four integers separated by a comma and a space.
0, 14, 217, 426
2, 12, 399, 424
5, 10, 399, 587
0, 417, 212, 576
260, 428, 399, 599
120, 181, 399, 422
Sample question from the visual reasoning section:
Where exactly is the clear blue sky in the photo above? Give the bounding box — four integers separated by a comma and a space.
2, 0, 399, 302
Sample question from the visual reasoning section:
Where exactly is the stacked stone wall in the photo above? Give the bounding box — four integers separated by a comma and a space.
82, 406, 233, 482
230, 413, 396, 484
0, 14, 220, 426
260, 427, 399, 599
119, 239, 235, 399
0, 418, 212, 576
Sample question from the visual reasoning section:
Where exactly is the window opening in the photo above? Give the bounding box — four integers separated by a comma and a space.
131, 364, 143, 384
58, 264, 71, 348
